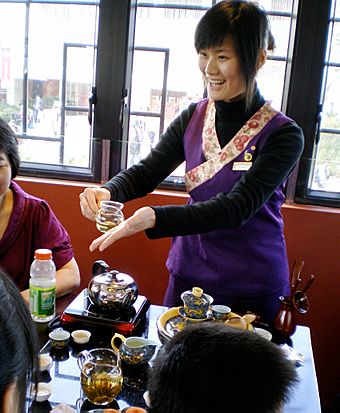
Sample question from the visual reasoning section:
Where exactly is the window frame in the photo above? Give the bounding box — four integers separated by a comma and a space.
284, 0, 340, 207
86, 0, 136, 183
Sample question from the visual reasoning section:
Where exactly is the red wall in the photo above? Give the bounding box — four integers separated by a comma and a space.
17, 177, 340, 408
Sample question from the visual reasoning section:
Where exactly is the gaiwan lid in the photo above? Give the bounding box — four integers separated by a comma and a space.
181, 286, 213, 305
192, 287, 203, 297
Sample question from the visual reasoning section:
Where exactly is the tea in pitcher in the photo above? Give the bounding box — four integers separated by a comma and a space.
80, 361, 123, 405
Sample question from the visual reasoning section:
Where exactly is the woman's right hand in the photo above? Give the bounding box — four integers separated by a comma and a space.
79, 187, 111, 221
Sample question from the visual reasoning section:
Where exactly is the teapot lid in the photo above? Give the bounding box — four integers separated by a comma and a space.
93, 270, 135, 289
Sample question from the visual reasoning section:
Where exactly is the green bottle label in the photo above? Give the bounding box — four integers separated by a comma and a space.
30, 286, 56, 317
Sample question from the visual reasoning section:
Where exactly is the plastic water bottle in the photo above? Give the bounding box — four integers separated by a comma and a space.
29, 248, 56, 323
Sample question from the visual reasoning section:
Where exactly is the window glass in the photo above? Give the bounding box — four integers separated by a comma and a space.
128, 49, 165, 167
256, 0, 293, 13
310, 18, 340, 194
336, 0, 340, 17
0, 2, 98, 171
257, 60, 286, 110
329, 19, 340, 62
130, 50, 166, 114
131, 6, 206, 176
128, 114, 160, 168
258, 12, 293, 109
0, 4, 26, 131
138, 0, 212, 6
134, 6, 205, 124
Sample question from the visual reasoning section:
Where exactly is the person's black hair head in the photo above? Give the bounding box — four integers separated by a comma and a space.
195, 1, 275, 111
0, 118, 20, 178
147, 322, 297, 413
0, 269, 39, 410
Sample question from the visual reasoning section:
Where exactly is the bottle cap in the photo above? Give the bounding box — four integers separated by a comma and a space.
34, 249, 52, 260
192, 287, 203, 297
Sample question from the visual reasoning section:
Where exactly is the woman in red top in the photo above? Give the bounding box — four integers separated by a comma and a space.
0, 118, 80, 304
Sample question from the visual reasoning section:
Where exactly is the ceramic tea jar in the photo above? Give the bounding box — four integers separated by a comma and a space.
273, 296, 297, 340
181, 287, 213, 319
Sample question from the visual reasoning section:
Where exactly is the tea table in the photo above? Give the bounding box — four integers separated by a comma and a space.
26, 296, 321, 412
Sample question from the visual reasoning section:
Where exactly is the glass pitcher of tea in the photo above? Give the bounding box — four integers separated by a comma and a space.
77, 348, 123, 405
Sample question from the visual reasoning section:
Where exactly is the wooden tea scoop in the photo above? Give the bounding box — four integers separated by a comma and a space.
291, 260, 304, 295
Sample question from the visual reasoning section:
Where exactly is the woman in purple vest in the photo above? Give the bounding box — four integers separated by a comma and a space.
80, 1, 304, 324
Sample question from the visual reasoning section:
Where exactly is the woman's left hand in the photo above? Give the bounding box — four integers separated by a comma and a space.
89, 206, 156, 252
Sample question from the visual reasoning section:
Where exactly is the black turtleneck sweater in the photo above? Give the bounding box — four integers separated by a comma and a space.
102, 89, 304, 239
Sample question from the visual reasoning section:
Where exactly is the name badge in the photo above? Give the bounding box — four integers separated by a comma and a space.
232, 161, 252, 171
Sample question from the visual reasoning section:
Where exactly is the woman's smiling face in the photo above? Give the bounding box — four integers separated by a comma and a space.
198, 36, 246, 102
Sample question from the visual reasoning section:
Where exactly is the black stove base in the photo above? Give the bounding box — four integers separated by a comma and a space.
60, 289, 150, 335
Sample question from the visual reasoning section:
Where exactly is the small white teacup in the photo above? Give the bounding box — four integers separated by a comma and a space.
71, 329, 91, 344
31, 382, 52, 402
255, 327, 273, 341
38, 354, 53, 371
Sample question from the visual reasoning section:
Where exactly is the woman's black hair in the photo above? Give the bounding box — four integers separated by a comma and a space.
0, 269, 39, 410
0, 118, 20, 178
195, 0, 275, 111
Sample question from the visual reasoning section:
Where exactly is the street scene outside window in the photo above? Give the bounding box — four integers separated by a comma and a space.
0, 2, 97, 168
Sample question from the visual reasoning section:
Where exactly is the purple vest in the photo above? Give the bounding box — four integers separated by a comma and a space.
166, 99, 291, 298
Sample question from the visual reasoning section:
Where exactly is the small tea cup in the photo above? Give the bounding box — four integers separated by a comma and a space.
255, 327, 273, 341
95, 200, 124, 233
71, 329, 91, 344
30, 382, 52, 402
38, 353, 53, 371
49, 328, 70, 349
211, 304, 231, 321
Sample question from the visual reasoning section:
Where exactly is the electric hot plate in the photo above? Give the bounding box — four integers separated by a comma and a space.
60, 289, 150, 335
